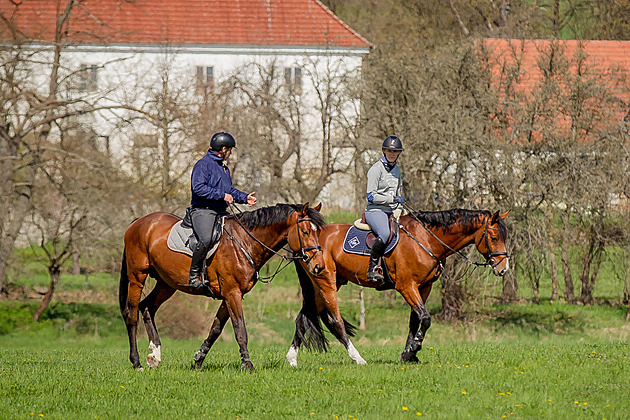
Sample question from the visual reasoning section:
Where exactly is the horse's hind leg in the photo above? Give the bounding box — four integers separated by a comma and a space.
398, 284, 432, 363
121, 260, 149, 370
139, 276, 176, 369
194, 300, 230, 369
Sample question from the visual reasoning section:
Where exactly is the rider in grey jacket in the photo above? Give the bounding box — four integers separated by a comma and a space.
365, 135, 405, 282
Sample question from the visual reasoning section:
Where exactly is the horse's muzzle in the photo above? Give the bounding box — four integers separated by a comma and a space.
491, 257, 510, 277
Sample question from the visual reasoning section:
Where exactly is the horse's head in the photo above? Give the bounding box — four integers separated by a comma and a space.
287, 202, 326, 276
474, 210, 510, 276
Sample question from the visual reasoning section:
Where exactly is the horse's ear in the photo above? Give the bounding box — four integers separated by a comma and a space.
314, 202, 322, 212
301, 202, 310, 215
500, 210, 510, 220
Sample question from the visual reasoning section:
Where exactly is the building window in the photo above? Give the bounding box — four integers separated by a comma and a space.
196, 66, 214, 91
79, 64, 98, 92
284, 67, 302, 94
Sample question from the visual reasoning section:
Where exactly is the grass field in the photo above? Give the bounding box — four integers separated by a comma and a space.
0, 336, 628, 419
1, 256, 629, 419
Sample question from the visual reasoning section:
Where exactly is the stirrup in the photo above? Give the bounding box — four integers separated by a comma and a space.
188, 276, 207, 290
366, 267, 384, 283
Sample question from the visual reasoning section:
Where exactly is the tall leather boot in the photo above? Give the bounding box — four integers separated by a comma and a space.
188, 242, 208, 290
366, 237, 386, 283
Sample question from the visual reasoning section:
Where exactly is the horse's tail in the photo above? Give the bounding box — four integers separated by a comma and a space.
294, 260, 329, 352
119, 247, 129, 315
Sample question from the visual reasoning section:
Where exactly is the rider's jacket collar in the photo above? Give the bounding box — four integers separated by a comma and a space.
381, 156, 396, 171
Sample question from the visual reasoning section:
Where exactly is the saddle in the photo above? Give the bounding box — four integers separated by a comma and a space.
166, 215, 224, 258
342, 212, 400, 256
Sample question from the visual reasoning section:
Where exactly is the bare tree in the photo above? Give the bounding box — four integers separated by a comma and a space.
0, 1, 115, 294
229, 57, 362, 205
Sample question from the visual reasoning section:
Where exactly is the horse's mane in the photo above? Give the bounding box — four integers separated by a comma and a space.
230, 203, 326, 230
410, 208, 507, 241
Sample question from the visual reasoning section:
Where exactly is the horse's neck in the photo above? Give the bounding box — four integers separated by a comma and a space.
245, 225, 289, 263
422, 221, 483, 258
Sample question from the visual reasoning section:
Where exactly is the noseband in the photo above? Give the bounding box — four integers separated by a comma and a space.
477, 217, 509, 268
295, 216, 322, 264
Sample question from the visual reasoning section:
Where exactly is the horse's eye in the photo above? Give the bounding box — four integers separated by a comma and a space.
491, 236, 499, 243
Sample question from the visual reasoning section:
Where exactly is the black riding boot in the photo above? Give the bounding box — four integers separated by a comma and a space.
366, 237, 386, 282
188, 242, 208, 290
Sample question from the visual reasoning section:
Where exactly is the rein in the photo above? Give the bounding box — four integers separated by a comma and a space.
226, 204, 320, 283
400, 203, 508, 281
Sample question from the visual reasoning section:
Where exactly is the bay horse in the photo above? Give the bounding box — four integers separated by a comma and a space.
119, 203, 326, 371
286, 208, 509, 366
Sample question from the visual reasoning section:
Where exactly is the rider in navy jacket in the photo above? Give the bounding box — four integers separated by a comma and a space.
191, 150, 248, 211
187, 132, 256, 291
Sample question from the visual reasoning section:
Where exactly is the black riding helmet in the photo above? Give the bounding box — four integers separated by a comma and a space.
382, 135, 403, 151
210, 132, 237, 151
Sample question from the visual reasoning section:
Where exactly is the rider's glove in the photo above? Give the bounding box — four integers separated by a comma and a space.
394, 196, 406, 204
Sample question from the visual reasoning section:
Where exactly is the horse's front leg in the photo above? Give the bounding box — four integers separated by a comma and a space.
194, 300, 230, 369
398, 284, 432, 363
315, 278, 366, 365
224, 289, 254, 371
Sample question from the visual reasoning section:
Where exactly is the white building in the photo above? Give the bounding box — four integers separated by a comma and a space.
1, 0, 371, 209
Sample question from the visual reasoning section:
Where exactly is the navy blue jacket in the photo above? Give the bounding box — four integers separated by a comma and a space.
190, 150, 248, 211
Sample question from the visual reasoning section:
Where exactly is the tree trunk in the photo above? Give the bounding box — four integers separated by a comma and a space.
359, 287, 366, 329
502, 258, 518, 303
579, 236, 600, 306
560, 211, 576, 304
72, 243, 81, 275
0, 164, 35, 297
549, 247, 559, 302
440, 278, 464, 321
33, 266, 60, 321
561, 243, 575, 304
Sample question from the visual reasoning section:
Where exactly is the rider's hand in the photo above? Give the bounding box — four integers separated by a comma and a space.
394, 196, 406, 204
246, 192, 257, 207
224, 193, 234, 204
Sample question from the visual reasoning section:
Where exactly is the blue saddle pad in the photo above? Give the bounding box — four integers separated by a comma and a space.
342, 226, 399, 256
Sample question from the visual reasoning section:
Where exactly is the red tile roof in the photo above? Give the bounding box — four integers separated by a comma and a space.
0, 0, 370, 49
481, 39, 630, 140
482, 38, 630, 104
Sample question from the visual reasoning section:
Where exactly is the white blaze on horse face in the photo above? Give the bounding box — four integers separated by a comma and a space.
147, 341, 161, 369
286, 344, 299, 367
347, 341, 367, 365
311, 222, 317, 231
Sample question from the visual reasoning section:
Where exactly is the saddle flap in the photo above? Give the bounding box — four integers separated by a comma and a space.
342, 223, 400, 256
167, 217, 224, 258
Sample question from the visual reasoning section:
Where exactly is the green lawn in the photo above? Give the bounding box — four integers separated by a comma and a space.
0, 337, 627, 419
2, 249, 629, 419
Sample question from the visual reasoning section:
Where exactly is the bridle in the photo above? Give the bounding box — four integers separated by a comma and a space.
294, 215, 322, 265
401, 204, 509, 276
224, 205, 321, 282
476, 216, 510, 269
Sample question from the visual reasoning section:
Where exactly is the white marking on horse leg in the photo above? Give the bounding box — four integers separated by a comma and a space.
286, 344, 299, 367
347, 341, 367, 365
146, 341, 162, 369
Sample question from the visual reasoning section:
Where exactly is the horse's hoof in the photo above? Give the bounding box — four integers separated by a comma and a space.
146, 355, 159, 369
400, 352, 419, 363
241, 361, 255, 371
